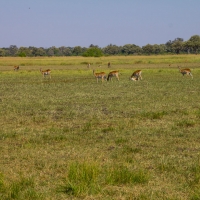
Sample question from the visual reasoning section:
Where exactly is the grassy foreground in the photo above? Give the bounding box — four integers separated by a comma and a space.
0, 56, 200, 199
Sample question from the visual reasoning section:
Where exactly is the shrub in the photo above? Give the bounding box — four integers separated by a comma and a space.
82, 47, 103, 57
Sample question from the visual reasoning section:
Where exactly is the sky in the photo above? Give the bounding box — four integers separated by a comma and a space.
1, 0, 200, 48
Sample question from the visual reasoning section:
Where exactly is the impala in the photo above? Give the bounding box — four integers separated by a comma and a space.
178, 66, 193, 78
107, 71, 119, 81
130, 70, 142, 81
93, 70, 107, 83
40, 68, 51, 78
108, 62, 111, 68
14, 66, 19, 71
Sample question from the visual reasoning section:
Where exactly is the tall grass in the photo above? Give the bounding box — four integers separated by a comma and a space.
0, 174, 43, 200
60, 162, 100, 196
59, 162, 149, 197
0, 54, 200, 68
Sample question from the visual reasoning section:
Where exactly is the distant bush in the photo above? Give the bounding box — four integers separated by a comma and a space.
82, 47, 103, 57
18, 52, 26, 57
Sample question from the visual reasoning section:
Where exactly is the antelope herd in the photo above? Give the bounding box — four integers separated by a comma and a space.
92, 65, 193, 82
12, 64, 194, 81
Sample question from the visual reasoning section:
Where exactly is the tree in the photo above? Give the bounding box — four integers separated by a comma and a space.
59, 46, 72, 56
8, 45, 18, 56
154, 44, 166, 54
142, 44, 154, 55
17, 47, 32, 57
165, 38, 184, 54
102, 44, 121, 55
72, 46, 83, 56
38, 48, 46, 56
121, 44, 142, 55
188, 35, 200, 54
29, 46, 39, 57
165, 40, 173, 53
89, 44, 99, 48
47, 48, 54, 56
82, 47, 103, 57
183, 40, 192, 54
171, 38, 184, 54
0, 49, 5, 56
34, 48, 46, 56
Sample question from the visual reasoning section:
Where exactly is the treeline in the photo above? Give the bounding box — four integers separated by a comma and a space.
0, 35, 200, 57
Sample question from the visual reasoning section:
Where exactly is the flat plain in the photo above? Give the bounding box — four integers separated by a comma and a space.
0, 55, 200, 199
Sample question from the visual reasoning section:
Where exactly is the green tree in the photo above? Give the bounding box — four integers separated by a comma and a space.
122, 44, 142, 55
102, 44, 121, 55
171, 38, 184, 54
142, 44, 154, 55
154, 44, 166, 54
17, 47, 32, 57
83, 47, 103, 57
47, 49, 54, 56
72, 46, 83, 56
27, 46, 46, 57
0, 49, 6, 56
34, 48, 46, 56
59, 46, 72, 56
165, 40, 173, 53
8, 45, 18, 56
183, 40, 192, 54
188, 35, 200, 54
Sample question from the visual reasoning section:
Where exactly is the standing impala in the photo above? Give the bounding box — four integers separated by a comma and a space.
107, 70, 120, 81
14, 66, 19, 71
130, 70, 142, 81
93, 70, 107, 83
178, 66, 193, 78
40, 68, 51, 78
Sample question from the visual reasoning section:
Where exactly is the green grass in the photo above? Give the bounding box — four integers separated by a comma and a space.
1, 54, 200, 68
0, 174, 43, 199
59, 162, 149, 197
60, 162, 100, 196
0, 57, 200, 199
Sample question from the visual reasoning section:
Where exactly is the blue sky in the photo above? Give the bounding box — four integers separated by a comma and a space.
1, 0, 200, 48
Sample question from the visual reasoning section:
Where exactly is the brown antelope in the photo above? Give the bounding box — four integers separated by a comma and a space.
108, 62, 111, 68
178, 66, 193, 78
93, 70, 107, 83
107, 71, 119, 81
40, 68, 51, 78
130, 70, 142, 81
14, 66, 19, 71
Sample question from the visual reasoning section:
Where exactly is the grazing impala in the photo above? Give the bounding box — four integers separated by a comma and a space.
93, 70, 107, 83
40, 68, 51, 78
14, 66, 19, 71
130, 70, 142, 81
178, 66, 193, 78
107, 70, 119, 81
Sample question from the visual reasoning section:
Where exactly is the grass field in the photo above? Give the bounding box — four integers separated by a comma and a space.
0, 55, 200, 199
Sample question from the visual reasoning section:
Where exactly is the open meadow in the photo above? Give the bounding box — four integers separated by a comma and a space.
0, 55, 200, 199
